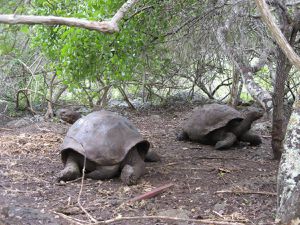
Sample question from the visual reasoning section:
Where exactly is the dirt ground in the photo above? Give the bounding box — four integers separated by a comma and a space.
0, 104, 278, 225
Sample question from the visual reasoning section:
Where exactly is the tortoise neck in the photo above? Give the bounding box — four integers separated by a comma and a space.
232, 114, 257, 135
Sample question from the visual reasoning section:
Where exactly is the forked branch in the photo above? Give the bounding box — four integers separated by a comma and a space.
0, 0, 140, 33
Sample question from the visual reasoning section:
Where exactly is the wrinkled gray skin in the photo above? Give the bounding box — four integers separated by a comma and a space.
57, 111, 160, 185
177, 104, 263, 150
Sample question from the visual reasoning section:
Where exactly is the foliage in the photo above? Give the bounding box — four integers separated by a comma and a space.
30, 0, 177, 105
2, 0, 300, 113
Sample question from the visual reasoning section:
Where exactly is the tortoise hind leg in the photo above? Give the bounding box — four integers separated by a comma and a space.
239, 131, 262, 146
214, 132, 237, 150
121, 147, 145, 185
57, 153, 81, 182
85, 165, 120, 180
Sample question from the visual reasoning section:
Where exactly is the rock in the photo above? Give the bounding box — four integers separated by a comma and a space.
213, 202, 227, 214
252, 121, 271, 135
0, 205, 60, 225
158, 209, 190, 225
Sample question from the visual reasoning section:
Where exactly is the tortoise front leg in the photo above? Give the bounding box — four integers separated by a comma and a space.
239, 131, 262, 146
57, 154, 81, 182
214, 132, 237, 150
85, 165, 120, 180
120, 147, 145, 186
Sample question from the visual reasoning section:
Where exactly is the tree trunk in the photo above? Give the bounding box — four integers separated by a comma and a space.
254, 1, 300, 223
277, 93, 300, 223
228, 65, 240, 108
272, 48, 292, 160
118, 86, 135, 110
96, 85, 111, 108
142, 72, 147, 103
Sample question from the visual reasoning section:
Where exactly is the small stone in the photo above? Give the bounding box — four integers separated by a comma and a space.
59, 180, 66, 185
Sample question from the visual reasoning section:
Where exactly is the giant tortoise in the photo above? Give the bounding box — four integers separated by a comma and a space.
57, 110, 159, 185
177, 103, 263, 149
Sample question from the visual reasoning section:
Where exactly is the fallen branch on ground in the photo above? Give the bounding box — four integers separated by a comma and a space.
127, 183, 174, 202
0, 127, 13, 131
55, 212, 247, 225
94, 215, 247, 225
216, 190, 277, 196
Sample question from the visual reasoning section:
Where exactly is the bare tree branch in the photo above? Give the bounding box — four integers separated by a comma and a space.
111, 0, 139, 24
255, 0, 300, 71
0, 0, 140, 33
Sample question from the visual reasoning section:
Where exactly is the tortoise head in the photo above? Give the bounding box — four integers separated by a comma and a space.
245, 110, 263, 122
57, 108, 82, 124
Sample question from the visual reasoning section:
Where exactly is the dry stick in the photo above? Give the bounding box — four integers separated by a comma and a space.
0, 127, 13, 131
127, 183, 174, 202
216, 190, 277, 196
187, 156, 265, 164
54, 212, 89, 225
77, 155, 98, 223
55, 212, 247, 225
0, 15, 117, 33
93, 215, 247, 225
66, 135, 98, 223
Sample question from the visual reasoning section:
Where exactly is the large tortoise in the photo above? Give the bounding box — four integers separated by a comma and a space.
57, 110, 159, 185
177, 103, 263, 149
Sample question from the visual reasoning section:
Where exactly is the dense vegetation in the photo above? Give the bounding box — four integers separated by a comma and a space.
3, 0, 293, 115
0, 0, 299, 113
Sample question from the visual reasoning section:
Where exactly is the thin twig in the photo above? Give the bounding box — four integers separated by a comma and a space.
93, 215, 247, 225
213, 210, 226, 219
216, 190, 277, 196
55, 212, 247, 225
65, 135, 98, 223
0, 127, 13, 131
54, 212, 89, 225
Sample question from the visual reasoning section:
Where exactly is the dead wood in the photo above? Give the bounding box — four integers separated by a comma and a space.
216, 189, 277, 196
127, 183, 174, 202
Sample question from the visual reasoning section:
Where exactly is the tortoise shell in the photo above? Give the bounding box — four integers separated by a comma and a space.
60, 110, 149, 166
183, 103, 244, 141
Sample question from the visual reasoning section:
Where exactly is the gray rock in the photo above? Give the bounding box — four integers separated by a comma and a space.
158, 209, 190, 225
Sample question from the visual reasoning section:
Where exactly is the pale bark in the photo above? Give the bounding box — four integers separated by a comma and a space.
242, 70, 273, 113
0, 15, 118, 33
216, 19, 273, 114
0, 0, 140, 33
255, 0, 300, 223
111, 0, 139, 24
255, 0, 300, 70
277, 103, 300, 223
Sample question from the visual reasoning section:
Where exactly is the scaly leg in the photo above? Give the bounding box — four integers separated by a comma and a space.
120, 147, 145, 185
215, 132, 237, 150
57, 155, 81, 182
239, 131, 262, 146
85, 165, 120, 180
